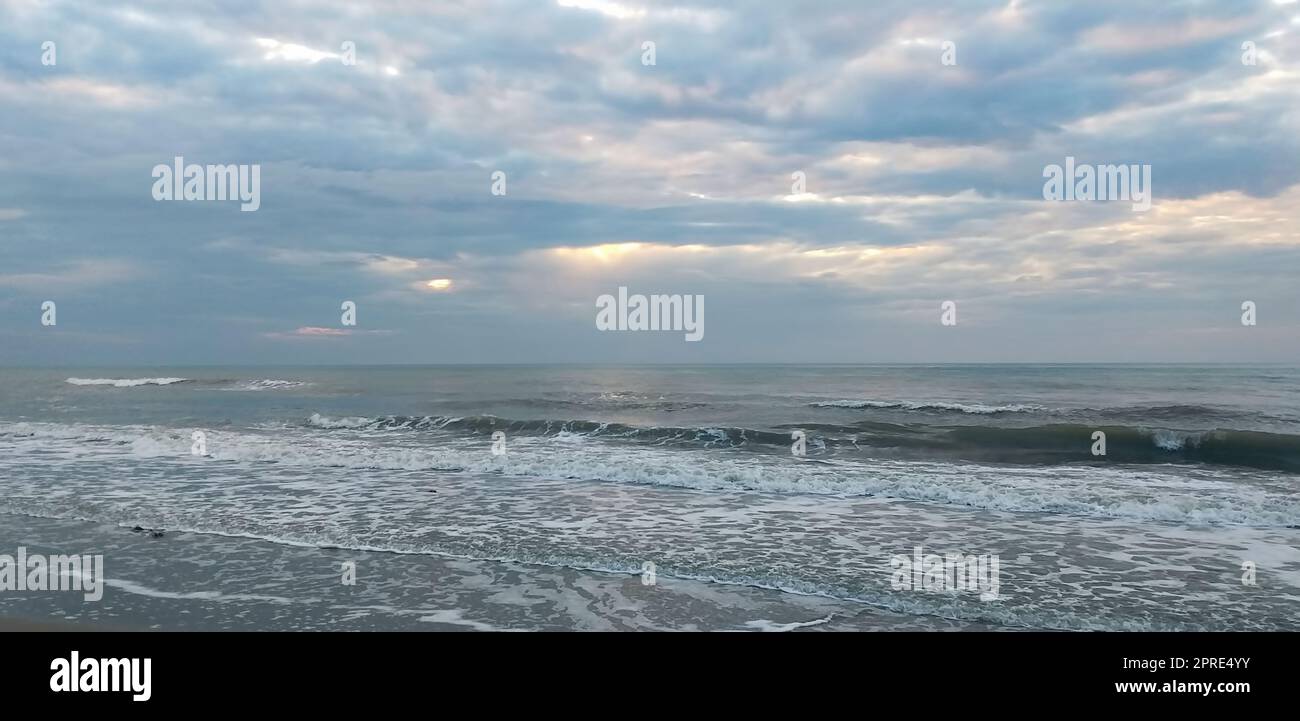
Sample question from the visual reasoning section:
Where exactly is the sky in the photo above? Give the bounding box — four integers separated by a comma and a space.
1, 0, 1298, 365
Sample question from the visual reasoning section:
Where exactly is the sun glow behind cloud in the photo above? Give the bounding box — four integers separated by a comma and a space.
255, 38, 338, 63
555, 0, 646, 20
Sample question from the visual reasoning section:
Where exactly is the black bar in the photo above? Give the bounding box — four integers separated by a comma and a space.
0, 631, 1287, 709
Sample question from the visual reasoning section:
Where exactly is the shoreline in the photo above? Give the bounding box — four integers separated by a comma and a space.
5, 513, 976, 632
0, 615, 122, 632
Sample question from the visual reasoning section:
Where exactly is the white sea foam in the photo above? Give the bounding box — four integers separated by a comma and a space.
225, 379, 309, 391
65, 377, 189, 387
811, 400, 1044, 414
2, 421, 1296, 528
742, 615, 835, 632
106, 577, 294, 604
417, 609, 516, 631
2, 428, 1295, 632
305, 413, 379, 429
1152, 428, 1202, 451
4, 506, 1252, 631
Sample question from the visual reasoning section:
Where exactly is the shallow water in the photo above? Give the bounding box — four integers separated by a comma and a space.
1, 365, 1297, 630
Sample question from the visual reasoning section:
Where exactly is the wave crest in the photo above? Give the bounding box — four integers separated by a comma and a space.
810, 400, 1044, 414
66, 377, 190, 387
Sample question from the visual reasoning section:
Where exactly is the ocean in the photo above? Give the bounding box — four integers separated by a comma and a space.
1, 364, 1297, 631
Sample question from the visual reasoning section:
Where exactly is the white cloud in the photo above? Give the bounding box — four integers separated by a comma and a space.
255, 37, 339, 63
555, 0, 646, 21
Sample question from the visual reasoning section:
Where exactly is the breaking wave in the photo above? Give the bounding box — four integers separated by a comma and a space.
66, 377, 191, 387
302, 413, 1300, 473
810, 400, 1045, 414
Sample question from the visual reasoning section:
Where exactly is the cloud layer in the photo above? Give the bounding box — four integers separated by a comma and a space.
2, 0, 1298, 363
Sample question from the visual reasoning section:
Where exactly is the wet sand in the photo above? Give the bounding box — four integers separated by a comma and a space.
0, 513, 1007, 631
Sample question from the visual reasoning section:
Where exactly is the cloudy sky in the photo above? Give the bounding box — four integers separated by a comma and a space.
1, 0, 1298, 364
